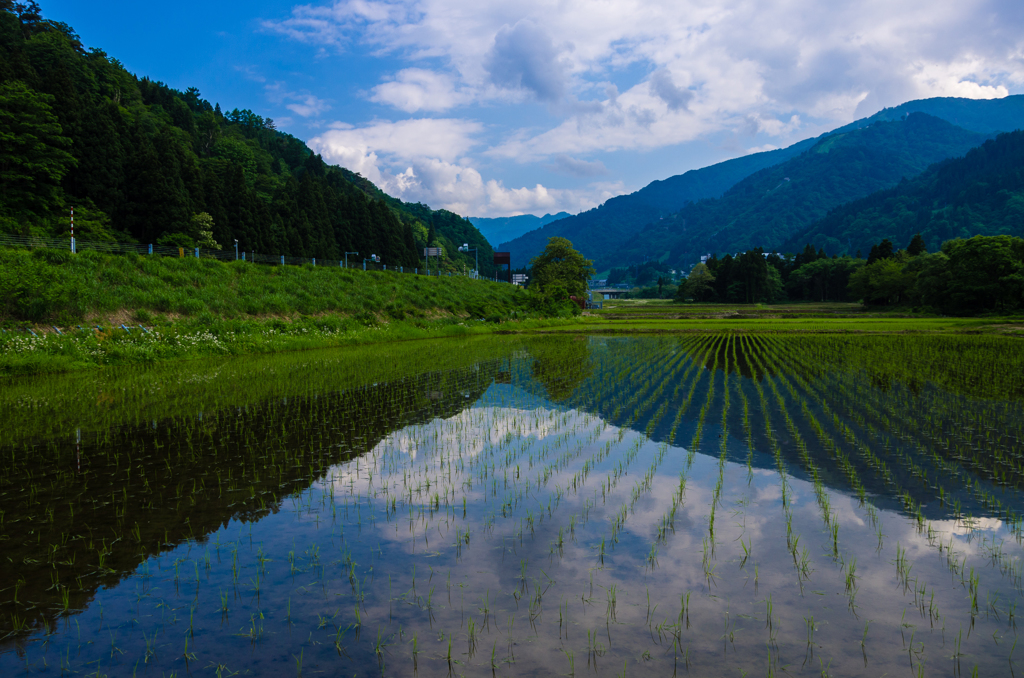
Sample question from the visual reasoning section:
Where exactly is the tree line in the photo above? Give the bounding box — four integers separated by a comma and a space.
0, 1, 493, 274
676, 233, 1024, 315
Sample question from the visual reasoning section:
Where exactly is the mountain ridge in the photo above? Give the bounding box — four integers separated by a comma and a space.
500, 94, 1024, 268
469, 212, 570, 248
781, 128, 1024, 256
611, 112, 991, 268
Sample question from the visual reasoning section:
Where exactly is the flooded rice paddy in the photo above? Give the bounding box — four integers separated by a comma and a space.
2, 334, 1024, 677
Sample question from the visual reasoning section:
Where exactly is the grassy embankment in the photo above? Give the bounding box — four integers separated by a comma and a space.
3, 252, 1022, 375
559, 298, 1024, 335
0, 248, 570, 373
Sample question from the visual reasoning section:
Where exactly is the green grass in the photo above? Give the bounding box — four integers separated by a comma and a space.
0, 248, 578, 374
0, 248, 529, 325
3, 249, 1021, 376
547, 315, 1017, 334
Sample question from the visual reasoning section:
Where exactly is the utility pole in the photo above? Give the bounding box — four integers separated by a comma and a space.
458, 243, 478, 278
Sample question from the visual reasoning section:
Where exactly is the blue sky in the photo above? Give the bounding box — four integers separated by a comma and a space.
46, 0, 1024, 217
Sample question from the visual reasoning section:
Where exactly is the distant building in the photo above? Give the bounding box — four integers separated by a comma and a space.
591, 287, 626, 300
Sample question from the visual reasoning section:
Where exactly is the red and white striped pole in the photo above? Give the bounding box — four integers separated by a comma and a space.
70, 206, 75, 253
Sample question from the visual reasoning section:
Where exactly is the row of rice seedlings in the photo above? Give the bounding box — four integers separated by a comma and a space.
646, 336, 725, 552
841, 370, 1024, 536
793, 340, 1022, 545
687, 334, 726, 463
758, 336, 869, 502
739, 335, 814, 585
819, 372, 1024, 598
731, 336, 756, 477
759, 337, 1024, 628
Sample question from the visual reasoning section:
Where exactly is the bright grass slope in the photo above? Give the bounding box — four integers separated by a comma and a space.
0, 248, 578, 374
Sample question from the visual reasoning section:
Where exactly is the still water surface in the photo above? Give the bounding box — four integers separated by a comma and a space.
1, 334, 1023, 676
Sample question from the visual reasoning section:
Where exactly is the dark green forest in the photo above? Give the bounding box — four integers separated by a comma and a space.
784, 129, 1024, 258
0, 1, 495, 274
672, 233, 1024, 315
614, 113, 991, 270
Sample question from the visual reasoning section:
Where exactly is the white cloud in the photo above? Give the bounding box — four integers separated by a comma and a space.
649, 69, 693, 111
369, 68, 474, 112
266, 0, 1024, 215
313, 117, 481, 162
265, 82, 333, 118
308, 119, 613, 216
287, 94, 332, 117
484, 20, 567, 102
268, 0, 1024, 136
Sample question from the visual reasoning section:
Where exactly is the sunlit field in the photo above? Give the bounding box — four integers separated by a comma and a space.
2, 334, 1023, 676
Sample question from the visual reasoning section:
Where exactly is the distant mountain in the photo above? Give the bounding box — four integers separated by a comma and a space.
470, 212, 570, 248
782, 129, 1024, 256
500, 94, 1024, 268
612, 113, 990, 268
498, 141, 819, 266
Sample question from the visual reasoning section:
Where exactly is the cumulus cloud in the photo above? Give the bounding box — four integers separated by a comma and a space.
266, 0, 1024, 215
313, 117, 481, 162
369, 69, 474, 112
308, 118, 610, 216
649, 69, 693, 111
268, 0, 1024, 135
484, 20, 567, 102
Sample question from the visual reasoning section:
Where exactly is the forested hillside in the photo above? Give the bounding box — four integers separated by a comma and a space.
0, 1, 495, 274
501, 95, 1024, 270
498, 138, 820, 265
784, 130, 1024, 256
611, 113, 990, 269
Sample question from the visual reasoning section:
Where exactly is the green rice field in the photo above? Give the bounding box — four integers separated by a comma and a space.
1, 333, 1023, 676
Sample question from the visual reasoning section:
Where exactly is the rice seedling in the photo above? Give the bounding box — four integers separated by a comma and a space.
1, 333, 1022, 677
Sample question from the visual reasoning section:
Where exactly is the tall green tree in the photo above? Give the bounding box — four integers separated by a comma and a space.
677, 263, 716, 302
0, 79, 75, 223
530, 237, 595, 298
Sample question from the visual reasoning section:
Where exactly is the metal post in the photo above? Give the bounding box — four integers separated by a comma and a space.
313, 257, 316, 266
458, 243, 478, 278
148, 243, 153, 255
234, 239, 238, 260
281, 255, 285, 265
194, 247, 199, 258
